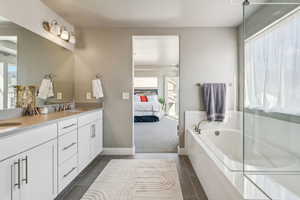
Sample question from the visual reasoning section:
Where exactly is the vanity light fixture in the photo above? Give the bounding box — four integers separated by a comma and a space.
42, 20, 76, 44
50, 20, 61, 36
60, 27, 70, 40
69, 32, 76, 44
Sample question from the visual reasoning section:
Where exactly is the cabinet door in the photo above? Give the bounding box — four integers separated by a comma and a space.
94, 119, 103, 155
22, 140, 57, 200
78, 125, 92, 172
0, 156, 22, 200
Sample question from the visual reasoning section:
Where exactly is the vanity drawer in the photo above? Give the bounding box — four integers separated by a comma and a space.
58, 130, 77, 164
78, 111, 102, 127
58, 118, 77, 135
59, 155, 78, 192
0, 124, 57, 161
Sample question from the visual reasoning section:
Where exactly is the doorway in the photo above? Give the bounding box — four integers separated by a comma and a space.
132, 35, 180, 153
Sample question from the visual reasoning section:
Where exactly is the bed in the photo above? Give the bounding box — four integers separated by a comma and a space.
134, 92, 163, 122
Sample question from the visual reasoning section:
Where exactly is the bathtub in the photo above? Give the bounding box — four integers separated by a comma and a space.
193, 128, 299, 172
185, 111, 300, 200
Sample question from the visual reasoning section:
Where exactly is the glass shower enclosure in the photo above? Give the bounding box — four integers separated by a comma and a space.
243, 0, 300, 199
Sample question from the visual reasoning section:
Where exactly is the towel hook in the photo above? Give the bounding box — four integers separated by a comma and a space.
96, 73, 102, 79
44, 73, 56, 80
197, 82, 233, 87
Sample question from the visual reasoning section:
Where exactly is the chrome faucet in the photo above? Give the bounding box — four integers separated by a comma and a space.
194, 119, 207, 134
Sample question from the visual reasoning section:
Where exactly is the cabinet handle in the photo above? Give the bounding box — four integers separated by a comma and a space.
62, 123, 76, 129
22, 156, 28, 184
90, 124, 96, 138
63, 167, 76, 178
63, 142, 77, 151
13, 159, 21, 189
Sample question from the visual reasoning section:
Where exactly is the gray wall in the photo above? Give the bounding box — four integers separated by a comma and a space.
74, 27, 238, 148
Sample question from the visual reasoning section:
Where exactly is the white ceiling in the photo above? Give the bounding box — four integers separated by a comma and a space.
133, 36, 179, 66
42, 0, 244, 28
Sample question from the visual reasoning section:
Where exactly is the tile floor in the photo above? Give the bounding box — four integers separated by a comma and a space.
55, 154, 208, 200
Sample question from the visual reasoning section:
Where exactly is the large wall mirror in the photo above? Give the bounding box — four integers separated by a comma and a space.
0, 16, 74, 110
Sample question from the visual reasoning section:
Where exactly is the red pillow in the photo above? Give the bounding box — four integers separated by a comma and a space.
140, 96, 148, 102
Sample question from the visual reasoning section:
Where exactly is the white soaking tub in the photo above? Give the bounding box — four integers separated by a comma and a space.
185, 111, 300, 200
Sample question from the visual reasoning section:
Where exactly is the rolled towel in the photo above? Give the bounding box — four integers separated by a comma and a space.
92, 79, 104, 99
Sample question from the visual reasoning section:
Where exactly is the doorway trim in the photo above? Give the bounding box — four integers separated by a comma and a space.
131, 35, 181, 154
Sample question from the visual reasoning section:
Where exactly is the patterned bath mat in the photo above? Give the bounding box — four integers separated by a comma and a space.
80, 159, 184, 200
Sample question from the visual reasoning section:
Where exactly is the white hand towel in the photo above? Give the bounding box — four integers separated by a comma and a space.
48, 80, 54, 97
38, 79, 54, 100
92, 79, 104, 99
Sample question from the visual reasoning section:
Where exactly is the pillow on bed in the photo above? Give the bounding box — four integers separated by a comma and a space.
140, 96, 148, 102
147, 95, 158, 102
134, 95, 141, 102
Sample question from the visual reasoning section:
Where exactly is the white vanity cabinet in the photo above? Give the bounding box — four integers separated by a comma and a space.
0, 109, 103, 200
0, 124, 58, 200
78, 110, 103, 172
0, 154, 22, 200
21, 140, 57, 200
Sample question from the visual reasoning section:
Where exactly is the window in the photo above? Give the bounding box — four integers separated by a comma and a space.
245, 8, 300, 115
0, 63, 4, 109
0, 61, 17, 109
134, 77, 158, 88
7, 64, 17, 108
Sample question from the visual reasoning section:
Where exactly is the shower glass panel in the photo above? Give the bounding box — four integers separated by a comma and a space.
243, 1, 300, 199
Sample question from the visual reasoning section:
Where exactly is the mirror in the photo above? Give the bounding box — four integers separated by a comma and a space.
0, 16, 74, 110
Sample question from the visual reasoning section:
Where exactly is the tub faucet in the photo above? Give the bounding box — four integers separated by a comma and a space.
195, 119, 207, 134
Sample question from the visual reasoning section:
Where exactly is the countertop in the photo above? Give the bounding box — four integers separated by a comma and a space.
0, 107, 103, 138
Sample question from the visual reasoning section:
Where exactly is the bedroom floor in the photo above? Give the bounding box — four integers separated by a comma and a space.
134, 116, 178, 153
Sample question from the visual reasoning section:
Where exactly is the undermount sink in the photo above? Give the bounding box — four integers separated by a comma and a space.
0, 122, 22, 127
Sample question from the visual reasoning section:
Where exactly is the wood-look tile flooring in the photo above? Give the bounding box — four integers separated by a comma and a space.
56, 154, 208, 200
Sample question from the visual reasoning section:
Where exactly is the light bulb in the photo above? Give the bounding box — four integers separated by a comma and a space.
60, 27, 69, 41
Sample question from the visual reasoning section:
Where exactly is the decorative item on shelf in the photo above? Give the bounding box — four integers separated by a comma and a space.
60, 26, 69, 41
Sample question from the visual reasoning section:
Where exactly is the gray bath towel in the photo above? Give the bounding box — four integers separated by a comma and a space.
203, 83, 227, 121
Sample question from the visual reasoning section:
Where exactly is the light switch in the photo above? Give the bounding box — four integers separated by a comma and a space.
86, 92, 92, 100
122, 92, 130, 100
57, 92, 63, 100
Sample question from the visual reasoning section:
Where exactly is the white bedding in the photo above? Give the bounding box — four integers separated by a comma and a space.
135, 101, 161, 112
135, 111, 163, 118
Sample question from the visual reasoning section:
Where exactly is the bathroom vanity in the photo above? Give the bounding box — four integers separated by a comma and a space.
0, 108, 103, 200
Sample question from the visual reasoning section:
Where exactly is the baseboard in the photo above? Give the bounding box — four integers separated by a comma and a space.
102, 147, 135, 155
177, 146, 187, 155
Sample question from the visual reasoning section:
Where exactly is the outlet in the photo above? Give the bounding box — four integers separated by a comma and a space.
122, 92, 130, 100
86, 92, 92, 100
57, 92, 63, 100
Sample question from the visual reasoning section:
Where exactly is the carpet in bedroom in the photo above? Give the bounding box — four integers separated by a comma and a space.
134, 117, 178, 153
